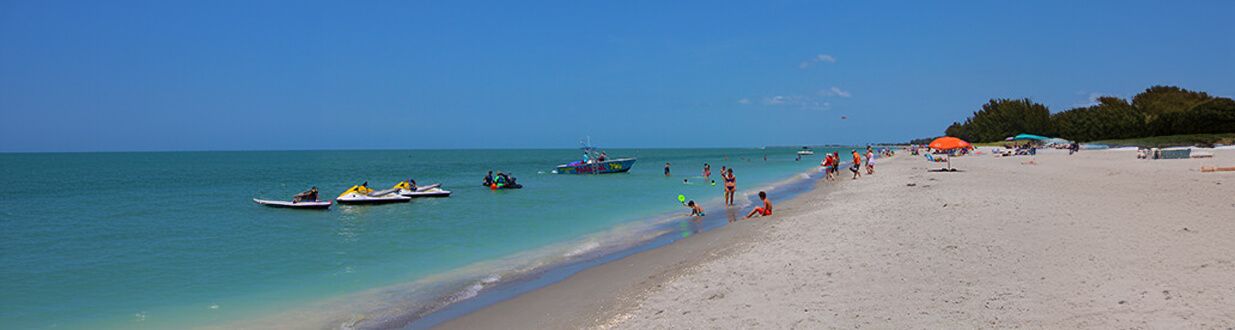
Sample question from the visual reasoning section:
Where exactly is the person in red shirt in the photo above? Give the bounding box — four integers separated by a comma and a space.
821, 154, 836, 181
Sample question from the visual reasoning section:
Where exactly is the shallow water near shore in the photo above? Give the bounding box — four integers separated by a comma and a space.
0, 147, 848, 328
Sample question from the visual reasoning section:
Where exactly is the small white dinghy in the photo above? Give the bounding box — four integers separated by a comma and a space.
336, 185, 411, 205
399, 183, 451, 198
253, 198, 333, 210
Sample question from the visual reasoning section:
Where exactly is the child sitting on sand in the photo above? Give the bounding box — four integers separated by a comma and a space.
687, 200, 705, 217
745, 191, 773, 218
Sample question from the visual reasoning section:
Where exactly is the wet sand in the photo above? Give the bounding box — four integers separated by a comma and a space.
439, 148, 1235, 329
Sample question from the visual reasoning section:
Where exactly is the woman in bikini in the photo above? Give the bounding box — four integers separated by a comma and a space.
723, 168, 736, 206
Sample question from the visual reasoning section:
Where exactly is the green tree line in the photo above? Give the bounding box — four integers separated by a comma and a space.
942, 86, 1235, 143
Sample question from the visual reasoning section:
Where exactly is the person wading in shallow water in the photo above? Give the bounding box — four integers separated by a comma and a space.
664, 162, 671, 176
686, 200, 705, 218
724, 168, 736, 206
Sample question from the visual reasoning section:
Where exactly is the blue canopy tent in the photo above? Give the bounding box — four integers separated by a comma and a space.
1011, 133, 1049, 141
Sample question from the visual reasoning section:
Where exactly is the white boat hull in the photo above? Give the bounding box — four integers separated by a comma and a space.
398, 184, 451, 198
336, 192, 411, 204
253, 198, 332, 209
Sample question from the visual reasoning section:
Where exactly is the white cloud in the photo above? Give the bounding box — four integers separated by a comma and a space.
737, 98, 752, 105
829, 86, 851, 98
760, 95, 830, 111
1070, 91, 1107, 108
799, 53, 837, 69
817, 86, 851, 98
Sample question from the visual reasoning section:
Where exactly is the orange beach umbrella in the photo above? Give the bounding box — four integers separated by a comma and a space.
928, 136, 972, 150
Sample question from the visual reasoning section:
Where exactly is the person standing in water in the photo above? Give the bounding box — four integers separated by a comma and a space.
703, 163, 711, 179
724, 168, 736, 206
664, 162, 671, 176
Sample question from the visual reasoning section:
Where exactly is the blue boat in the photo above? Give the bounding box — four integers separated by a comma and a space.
555, 138, 637, 174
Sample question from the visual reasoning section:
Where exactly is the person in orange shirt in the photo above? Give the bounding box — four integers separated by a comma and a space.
745, 191, 773, 218
850, 150, 862, 179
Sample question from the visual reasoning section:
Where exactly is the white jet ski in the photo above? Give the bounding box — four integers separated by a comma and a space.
392, 181, 451, 198
398, 183, 451, 198
336, 185, 411, 205
253, 198, 333, 209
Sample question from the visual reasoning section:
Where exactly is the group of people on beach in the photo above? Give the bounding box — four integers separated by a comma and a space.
820, 146, 885, 181
677, 161, 772, 221
676, 146, 890, 221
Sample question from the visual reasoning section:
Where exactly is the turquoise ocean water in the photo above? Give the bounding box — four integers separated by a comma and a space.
0, 147, 846, 328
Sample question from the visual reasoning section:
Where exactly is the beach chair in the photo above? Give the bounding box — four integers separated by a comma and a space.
925, 153, 955, 171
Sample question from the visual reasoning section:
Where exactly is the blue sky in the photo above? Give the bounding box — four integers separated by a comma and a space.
1, 0, 1232, 152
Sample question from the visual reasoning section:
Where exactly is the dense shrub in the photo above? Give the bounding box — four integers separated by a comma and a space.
944, 86, 1234, 142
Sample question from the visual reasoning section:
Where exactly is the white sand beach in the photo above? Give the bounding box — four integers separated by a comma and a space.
443, 148, 1235, 329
